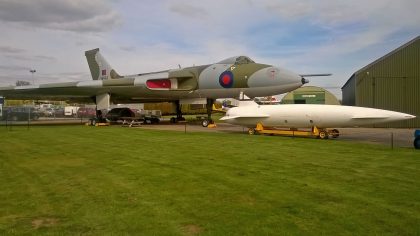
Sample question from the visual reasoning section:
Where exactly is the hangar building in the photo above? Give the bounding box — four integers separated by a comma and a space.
281, 86, 340, 105
342, 36, 420, 128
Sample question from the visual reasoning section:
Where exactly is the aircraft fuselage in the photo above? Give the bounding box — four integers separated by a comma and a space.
0, 55, 304, 104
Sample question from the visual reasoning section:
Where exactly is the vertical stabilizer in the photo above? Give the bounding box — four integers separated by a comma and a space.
85, 48, 122, 80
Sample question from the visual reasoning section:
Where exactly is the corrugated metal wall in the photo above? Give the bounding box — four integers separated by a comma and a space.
341, 75, 356, 105
354, 37, 420, 128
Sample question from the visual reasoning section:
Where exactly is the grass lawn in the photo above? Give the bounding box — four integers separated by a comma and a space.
0, 126, 419, 235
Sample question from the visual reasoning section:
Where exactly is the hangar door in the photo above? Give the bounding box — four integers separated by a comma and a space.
293, 91, 325, 104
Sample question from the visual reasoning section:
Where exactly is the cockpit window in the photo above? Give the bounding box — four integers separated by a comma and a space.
217, 56, 255, 65
235, 56, 254, 65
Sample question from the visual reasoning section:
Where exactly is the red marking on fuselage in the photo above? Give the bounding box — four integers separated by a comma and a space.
146, 79, 171, 89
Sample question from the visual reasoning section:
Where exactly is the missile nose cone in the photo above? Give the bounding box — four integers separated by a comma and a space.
391, 112, 416, 121
405, 114, 416, 119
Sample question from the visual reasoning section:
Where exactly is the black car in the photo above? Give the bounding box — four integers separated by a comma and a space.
2, 107, 40, 121
105, 108, 135, 121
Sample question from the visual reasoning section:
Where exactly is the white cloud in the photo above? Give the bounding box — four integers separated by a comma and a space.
169, 2, 208, 19
0, 46, 26, 54
0, 65, 31, 71
0, 0, 121, 32
265, 2, 313, 20
253, 0, 420, 80
0, 0, 418, 99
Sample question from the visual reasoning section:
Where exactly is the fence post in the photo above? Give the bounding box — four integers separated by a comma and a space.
391, 132, 394, 149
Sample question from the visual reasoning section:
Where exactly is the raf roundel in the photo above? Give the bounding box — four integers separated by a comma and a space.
219, 71, 234, 88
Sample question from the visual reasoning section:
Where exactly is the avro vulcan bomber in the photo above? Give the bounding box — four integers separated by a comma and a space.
0, 48, 325, 125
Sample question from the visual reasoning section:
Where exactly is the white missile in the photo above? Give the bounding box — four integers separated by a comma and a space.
220, 101, 416, 128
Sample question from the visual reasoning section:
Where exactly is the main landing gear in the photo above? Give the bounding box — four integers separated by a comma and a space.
169, 99, 215, 127
201, 98, 214, 127
170, 100, 186, 123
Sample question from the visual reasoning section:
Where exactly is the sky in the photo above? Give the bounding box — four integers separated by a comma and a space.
0, 0, 419, 98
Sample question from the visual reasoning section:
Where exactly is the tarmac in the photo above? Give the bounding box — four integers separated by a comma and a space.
1, 118, 417, 148
139, 122, 417, 148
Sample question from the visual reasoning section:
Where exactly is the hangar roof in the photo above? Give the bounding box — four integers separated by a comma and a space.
355, 36, 419, 75
341, 35, 419, 89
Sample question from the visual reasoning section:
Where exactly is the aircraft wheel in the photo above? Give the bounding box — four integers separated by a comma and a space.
91, 119, 97, 126
319, 131, 328, 139
248, 128, 256, 135
414, 137, 420, 149
170, 117, 177, 123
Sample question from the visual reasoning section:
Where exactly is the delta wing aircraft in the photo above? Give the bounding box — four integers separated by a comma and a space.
0, 48, 324, 125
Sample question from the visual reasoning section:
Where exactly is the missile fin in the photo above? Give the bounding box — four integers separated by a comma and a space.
220, 114, 270, 120
220, 116, 239, 120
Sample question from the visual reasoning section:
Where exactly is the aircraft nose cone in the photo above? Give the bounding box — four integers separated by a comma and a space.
247, 66, 303, 88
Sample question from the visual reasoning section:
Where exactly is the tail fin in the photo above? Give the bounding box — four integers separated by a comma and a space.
237, 92, 258, 107
85, 48, 122, 80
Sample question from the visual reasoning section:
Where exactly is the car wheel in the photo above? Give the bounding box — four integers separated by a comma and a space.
414, 137, 420, 149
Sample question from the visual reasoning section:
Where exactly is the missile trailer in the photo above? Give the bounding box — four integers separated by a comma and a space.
248, 123, 340, 139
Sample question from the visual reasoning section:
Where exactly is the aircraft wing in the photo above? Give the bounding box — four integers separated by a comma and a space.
0, 72, 189, 103
0, 81, 107, 102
